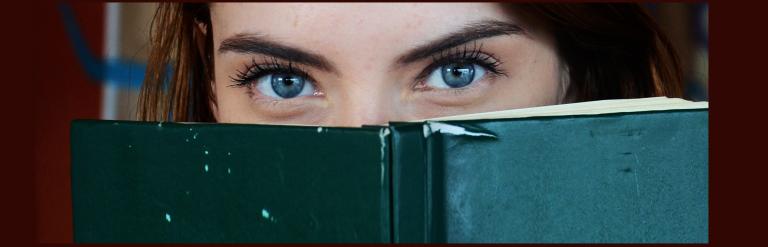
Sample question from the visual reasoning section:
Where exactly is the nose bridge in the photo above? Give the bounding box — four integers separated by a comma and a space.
321, 42, 399, 127
328, 79, 393, 127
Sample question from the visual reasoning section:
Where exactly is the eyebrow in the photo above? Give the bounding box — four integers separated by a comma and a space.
218, 33, 338, 74
218, 20, 523, 74
396, 20, 524, 65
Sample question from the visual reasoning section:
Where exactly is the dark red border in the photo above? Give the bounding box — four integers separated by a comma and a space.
708, 0, 766, 246
3, 0, 762, 246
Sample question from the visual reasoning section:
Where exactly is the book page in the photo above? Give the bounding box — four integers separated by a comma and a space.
424, 97, 709, 121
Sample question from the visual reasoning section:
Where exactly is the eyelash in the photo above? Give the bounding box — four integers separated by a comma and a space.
229, 41, 506, 91
229, 57, 312, 88
414, 41, 507, 84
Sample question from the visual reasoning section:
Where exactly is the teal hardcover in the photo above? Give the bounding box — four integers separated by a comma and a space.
71, 122, 391, 243
390, 109, 708, 243
71, 109, 707, 243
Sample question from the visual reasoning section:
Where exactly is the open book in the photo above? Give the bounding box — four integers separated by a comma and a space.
71, 97, 708, 243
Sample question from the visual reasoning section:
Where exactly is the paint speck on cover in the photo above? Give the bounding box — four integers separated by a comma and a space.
185, 190, 190, 195
204, 164, 209, 172
227, 152, 232, 156
158, 122, 163, 127
189, 128, 193, 132
185, 138, 190, 142
204, 150, 209, 155
127, 144, 132, 148
227, 168, 231, 174
165, 213, 171, 223
193, 133, 199, 139
317, 127, 323, 133
261, 209, 270, 218
261, 208, 275, 222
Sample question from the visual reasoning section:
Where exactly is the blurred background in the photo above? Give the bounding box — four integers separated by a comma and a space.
36, 2, 708, 243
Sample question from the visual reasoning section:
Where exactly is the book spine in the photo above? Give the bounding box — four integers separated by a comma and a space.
424, 131, 446, 243
389, 124, 429, 243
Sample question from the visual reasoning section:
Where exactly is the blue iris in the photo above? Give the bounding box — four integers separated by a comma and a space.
441, 63, 475, 88
270, 72, 306, 98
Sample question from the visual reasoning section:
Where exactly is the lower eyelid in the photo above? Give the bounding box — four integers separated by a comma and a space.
419, 78, 488, 98
415, 71, 502, 107
247, 95, 323, 114
247, 85, 323, 102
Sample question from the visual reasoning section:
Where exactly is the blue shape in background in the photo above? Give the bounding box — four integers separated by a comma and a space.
59, 3, 146, 90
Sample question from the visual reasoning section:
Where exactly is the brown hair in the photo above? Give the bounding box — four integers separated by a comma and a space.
137, 3, 212, 122
137, 3, 683, 122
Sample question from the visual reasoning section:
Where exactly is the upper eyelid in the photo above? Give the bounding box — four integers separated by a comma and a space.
230, 57, 313, 83
414, 46, 503, 81
229, 58, 322, 99
430, 40, 489, 62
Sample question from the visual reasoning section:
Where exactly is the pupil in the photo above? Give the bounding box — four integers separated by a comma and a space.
271, 73, 305, 98
451, 67, 463, 77
284, 78, 294, 86
441, 63, 474, 88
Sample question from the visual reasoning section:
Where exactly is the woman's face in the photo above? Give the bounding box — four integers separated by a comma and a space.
210, 3, 563, 126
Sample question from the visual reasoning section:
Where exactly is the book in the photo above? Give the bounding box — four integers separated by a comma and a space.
70, 97, 708, 243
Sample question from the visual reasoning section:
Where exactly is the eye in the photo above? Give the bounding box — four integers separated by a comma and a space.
425, 62, 487, 89
254, 72, 315, 99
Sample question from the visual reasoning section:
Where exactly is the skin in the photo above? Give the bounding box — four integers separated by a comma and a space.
208, 3, 564, 127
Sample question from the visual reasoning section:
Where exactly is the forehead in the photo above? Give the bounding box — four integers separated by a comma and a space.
210, 3, 514, 55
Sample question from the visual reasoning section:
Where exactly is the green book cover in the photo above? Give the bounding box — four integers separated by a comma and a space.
70, 98, 708, 243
